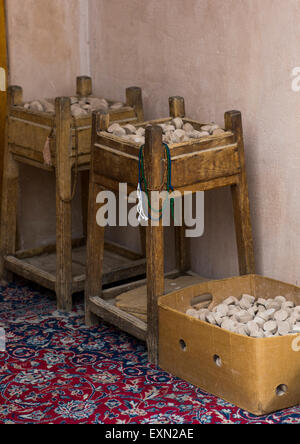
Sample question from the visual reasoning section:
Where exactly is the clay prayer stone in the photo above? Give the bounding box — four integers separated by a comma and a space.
185, 294, 300, 338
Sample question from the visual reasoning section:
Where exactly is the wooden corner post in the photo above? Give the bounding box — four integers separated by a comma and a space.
169, 96, 190, 273
85, 111, 106, 327
81, 104, 109, 239
126, 86, 145, 254
78, 75, 93, 237
77, 76, 92, 98
169, 96, 186, 118
144, 125, 165, 365
55, 97, 73, 311
7, 85, 23, 107
225, 110, 255, 275
0, 86, 22, 281
126, 87, 144, 122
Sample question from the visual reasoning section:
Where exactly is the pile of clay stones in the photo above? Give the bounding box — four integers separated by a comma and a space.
186, 294, 300, 338
106, 117, 225, 146
21, 97, 124, 117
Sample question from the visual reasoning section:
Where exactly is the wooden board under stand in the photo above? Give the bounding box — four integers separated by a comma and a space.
0, 76, 145, 311
85, 96, 255, 365
115, 275, 209, 320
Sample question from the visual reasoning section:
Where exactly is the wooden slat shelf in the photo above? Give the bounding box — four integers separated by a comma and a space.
89, 296, 147, 341
91, 273, 208, 341
4, 241, 146, 294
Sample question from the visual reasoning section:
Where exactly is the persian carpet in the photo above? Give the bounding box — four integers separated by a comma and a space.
0, 281, 299, 424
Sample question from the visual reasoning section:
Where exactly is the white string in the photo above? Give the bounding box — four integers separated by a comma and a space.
137, 183, 148, 222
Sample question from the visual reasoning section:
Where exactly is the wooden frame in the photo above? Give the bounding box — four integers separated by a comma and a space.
0, 76, 145, 311
85, 97, 255, 365
0, 0, 8, 212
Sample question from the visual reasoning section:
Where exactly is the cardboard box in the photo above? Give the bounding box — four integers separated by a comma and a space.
158, 274, 300, 415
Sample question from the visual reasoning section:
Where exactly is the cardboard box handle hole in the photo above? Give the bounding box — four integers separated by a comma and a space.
213, 355, 222, 368
276, 384, 288, 397
179, 339, 187, 351
191, 293, 213, 307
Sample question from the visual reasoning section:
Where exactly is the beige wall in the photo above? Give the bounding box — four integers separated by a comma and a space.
6, 0, 300, 285
6, 0, 88, 249
90, 0, 300, 284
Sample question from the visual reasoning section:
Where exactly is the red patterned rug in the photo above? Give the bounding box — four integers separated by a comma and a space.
0, 281, 299, 424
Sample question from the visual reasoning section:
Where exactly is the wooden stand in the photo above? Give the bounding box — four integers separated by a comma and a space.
0, 77, 145, 311
85, 97, 255, 365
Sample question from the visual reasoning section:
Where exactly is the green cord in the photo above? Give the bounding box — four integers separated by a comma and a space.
139, 145, 174, 220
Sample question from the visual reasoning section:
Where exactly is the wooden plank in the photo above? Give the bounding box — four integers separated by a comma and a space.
55, 97, 73, 311
15, 238, 85, 259
169, 133, 235, 157
77, 76, 92, 97
96, 129, 235, 158
85, 113, 106, 326
71, 127, 91, 155
169, 97, 190, 272
81, 170, 89, 237
126, 312, 147, 322
8, 117, 52, 154
171, 143, 240, 188
169, 96, 186, 118
225, 111, 255, 275
10, 144, 49, 165
101, 269, 180, 300
72, 106, 137, 128
96, 133, 141, 157
175, 174, 239, 193
11, 153, 53, 171
89, 296, 147, 341
108, 107, 137, 123
0, 0, 8, 210
10, 108, 54, 127
0, 88, 20, 281
175, 220, 190, 272
104, 240, 143, 260
144, 125, 165, 365
73, 258, 146, 292
93, 138, 238, 190
7, 240, 146, 295
93, 173, 136, 193
5, 255, 56, 290
115, 275, 208, 315
93, 142, 139, 188
126, 87, 144, 122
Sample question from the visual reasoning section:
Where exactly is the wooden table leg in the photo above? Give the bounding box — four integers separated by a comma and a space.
169, 95, 186, 119
175, 217, 191, 273
55, 97, 73, 311
139, 225, 146, 257
77, 76, 92, 98
81, 170, 89, 238
225, 110, 255, 275
85, 111, 106, 327
126, 87, 144, 122
169, 96, 190, 272
0, 86, 22, 282
144, 125, 165, 365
